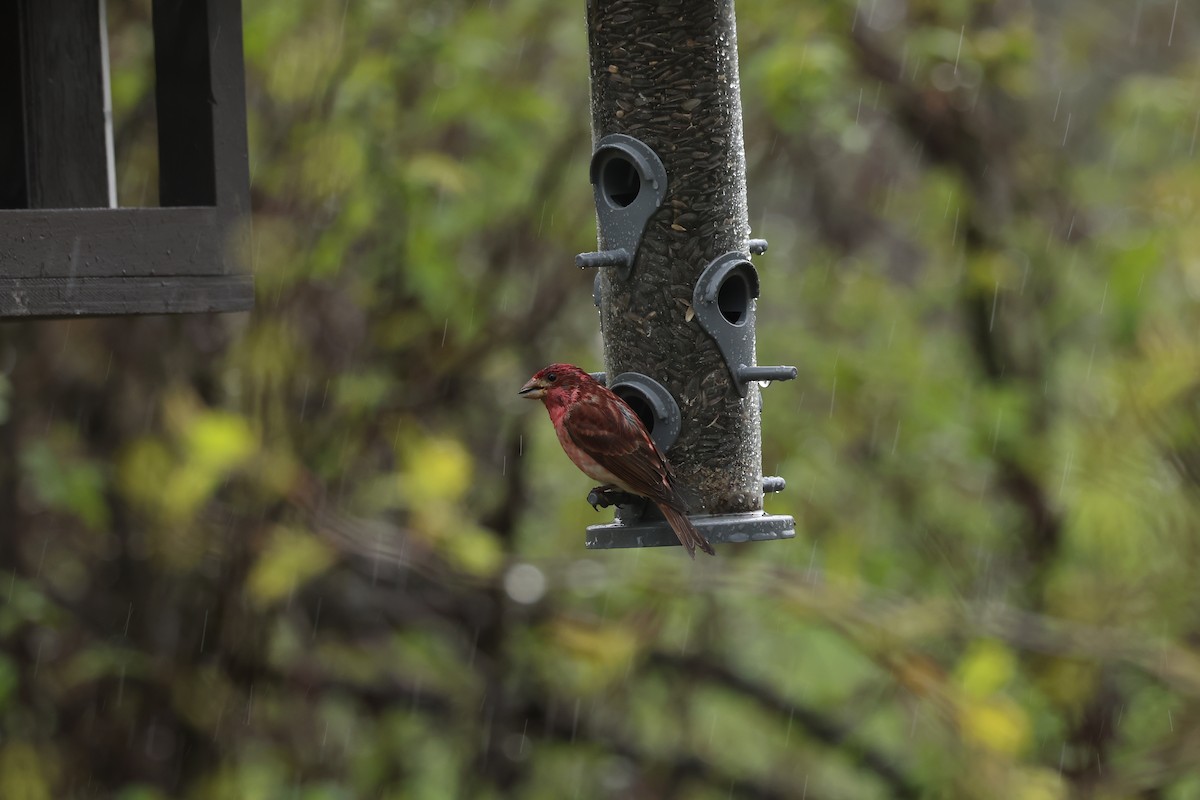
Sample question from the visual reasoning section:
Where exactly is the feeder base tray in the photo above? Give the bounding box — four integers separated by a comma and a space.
586, 511, 795, 550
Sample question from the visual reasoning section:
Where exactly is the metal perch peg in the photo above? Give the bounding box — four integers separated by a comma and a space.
738, 365, 798, 385
762, 476, 787, 494
576, 249, 631, 269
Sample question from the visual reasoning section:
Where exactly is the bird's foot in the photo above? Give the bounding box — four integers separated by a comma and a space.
587, 485, 635, 511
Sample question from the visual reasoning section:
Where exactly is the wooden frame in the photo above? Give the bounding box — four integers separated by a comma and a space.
0, 0, 254, 318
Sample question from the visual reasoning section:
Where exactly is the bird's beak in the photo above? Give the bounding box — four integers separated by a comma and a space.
518, 378, 545, 399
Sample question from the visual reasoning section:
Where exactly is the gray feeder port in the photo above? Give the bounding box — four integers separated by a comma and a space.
576, 134, 669, 278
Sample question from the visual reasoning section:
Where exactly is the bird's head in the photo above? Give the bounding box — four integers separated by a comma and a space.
518, 363, 593, 402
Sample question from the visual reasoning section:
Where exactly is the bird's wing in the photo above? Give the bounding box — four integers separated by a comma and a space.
562, 389, 676, 503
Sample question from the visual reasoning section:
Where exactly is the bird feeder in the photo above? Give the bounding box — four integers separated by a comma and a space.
0, 0, 253, 317
580, 0, 795, 549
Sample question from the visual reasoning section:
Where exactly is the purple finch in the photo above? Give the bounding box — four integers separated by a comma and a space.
519, 364, 714, 557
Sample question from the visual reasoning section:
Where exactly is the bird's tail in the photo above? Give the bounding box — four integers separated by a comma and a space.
657, 502, 715, 558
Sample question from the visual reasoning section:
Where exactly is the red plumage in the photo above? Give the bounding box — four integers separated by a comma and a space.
519, 363, 715, 557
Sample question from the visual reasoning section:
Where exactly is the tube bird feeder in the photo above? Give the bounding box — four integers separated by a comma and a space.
580, 0, 796, 549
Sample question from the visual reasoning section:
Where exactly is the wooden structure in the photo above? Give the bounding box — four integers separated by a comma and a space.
0, 0, 253, 317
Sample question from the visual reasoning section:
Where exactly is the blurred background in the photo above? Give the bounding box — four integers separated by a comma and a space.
2, 0, 1200, 797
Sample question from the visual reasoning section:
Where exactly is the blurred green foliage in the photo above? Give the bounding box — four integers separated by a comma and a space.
1, 0, 1200, 798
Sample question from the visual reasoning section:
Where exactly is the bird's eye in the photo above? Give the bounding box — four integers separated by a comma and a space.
546, 372, 557, 382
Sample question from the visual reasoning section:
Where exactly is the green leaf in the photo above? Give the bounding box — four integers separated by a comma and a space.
247, 526, 337, 606
20, 429, 110, 531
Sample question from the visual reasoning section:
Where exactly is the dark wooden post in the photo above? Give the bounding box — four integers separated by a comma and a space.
153, 0, 251, 218
11, 0, 114, 208
585, 0, 793, 547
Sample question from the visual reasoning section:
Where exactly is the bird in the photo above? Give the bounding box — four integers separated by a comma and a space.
519, 363, 715, 557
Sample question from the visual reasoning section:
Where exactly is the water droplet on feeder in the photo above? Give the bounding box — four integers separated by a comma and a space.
757, 380, 771, 389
